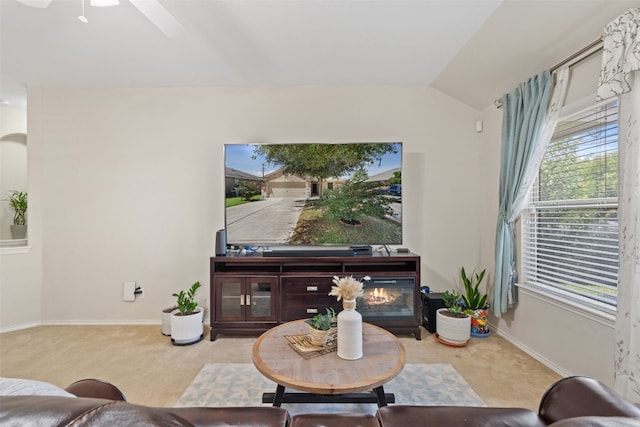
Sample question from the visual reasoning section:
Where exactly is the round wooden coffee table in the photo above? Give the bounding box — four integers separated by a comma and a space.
252, 319, 405, 407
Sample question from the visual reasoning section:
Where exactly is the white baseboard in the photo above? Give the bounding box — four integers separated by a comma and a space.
42, 320, 162, 327
0, 321, 41, 334
1, 321, 211, 334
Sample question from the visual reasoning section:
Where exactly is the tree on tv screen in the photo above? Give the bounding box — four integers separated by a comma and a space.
323, 168, 392, 225
252, 143, 397, 198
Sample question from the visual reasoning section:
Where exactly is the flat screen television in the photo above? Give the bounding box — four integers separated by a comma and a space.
224, 142, 402, 249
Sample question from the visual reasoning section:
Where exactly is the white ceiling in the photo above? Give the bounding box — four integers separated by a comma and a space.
0, 0, 636, 111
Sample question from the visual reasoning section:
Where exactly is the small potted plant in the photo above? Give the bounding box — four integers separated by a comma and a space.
305, 307, 337, 347
170, 281, 204, 345
6, 190, 27, 239
461, 267, 490, 337
435, 290, 471, 346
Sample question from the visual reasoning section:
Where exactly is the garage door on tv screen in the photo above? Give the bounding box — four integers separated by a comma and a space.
223, 142, 403, 247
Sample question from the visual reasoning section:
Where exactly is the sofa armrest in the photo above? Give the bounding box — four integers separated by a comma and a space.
538, 376, 640, 424
65, 379, 127, 401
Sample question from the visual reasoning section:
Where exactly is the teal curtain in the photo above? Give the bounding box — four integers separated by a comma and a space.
493, 70, 552, 317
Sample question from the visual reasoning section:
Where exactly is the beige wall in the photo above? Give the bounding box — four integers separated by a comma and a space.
5, 85, 482, 327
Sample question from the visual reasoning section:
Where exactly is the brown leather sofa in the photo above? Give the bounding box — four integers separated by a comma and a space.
1, 376, 639, 426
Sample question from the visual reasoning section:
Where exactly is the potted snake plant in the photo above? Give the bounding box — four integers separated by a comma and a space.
461, 267, 490, 337
170, 281, 204, 345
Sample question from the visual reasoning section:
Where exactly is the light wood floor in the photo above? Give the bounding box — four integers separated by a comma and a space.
0, 325, 560, 411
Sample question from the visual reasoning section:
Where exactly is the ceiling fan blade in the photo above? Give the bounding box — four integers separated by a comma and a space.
16, 0, 53, 8
128, 0, 185, 39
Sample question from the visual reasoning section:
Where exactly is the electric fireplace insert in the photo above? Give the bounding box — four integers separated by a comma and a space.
357, 276, 417, 336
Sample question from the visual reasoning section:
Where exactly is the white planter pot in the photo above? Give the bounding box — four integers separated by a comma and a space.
170, 307, 204, 345
161, 306, 178, 336
435, 308, 471, 346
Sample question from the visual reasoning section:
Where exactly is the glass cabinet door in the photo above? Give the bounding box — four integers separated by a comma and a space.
248, 278, 276, 320
218, 280, 243, 320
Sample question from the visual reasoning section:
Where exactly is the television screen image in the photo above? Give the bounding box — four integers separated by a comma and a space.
224, 142, 402, 247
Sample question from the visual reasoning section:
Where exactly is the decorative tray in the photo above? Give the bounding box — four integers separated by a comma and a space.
284, 333, 337, 359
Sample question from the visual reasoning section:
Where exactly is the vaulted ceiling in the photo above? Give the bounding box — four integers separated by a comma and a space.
0, 0, 635, 111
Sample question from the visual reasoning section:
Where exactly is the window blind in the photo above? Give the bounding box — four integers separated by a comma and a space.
522, 99, 619, 307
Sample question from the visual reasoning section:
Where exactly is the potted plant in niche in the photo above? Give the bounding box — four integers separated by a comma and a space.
305, 307, 337, 347
461, 267, 490, 337
170, 281, 204, 345
435, 290, 471, 346
6, 190, 27, 239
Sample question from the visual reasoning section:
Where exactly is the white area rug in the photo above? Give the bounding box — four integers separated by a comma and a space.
176, 363, 485, 415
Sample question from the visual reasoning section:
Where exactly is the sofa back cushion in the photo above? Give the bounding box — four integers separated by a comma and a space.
377, 405, 547, 427
0, 396, 290, 427
0, 396, 117, 427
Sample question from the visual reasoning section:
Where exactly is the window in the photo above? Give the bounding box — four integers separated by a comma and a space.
522, 99, 619, 310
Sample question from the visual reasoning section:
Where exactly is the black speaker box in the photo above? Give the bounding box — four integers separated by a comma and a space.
422, 292, 446, 333
215, 229, 226, 256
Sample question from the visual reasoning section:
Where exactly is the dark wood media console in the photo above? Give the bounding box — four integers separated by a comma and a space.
210, 252, 421, 340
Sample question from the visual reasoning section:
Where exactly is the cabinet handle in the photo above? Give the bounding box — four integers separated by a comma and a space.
246, 294, 251, 305
306, 286, 318, 292
240, 294, 245, 306
306, 308, 318, 314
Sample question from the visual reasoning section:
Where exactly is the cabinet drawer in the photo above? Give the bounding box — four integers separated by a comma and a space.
281, 295, 340, 321
282, 278, 334, 295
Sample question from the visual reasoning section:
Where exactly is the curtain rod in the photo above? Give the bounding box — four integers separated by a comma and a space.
550, 37, 603, 72
494, 36, 604, 109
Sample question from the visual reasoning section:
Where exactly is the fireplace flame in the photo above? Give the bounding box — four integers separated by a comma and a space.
369, 288, 390, 304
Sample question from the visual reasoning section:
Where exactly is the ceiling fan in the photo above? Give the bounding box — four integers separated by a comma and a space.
16, 0, 185, 38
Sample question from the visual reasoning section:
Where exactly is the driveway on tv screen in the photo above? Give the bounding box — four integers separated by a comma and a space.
226, 197, 305, 245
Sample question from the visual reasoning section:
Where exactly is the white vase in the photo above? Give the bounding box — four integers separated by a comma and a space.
337, 299, 363, 360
